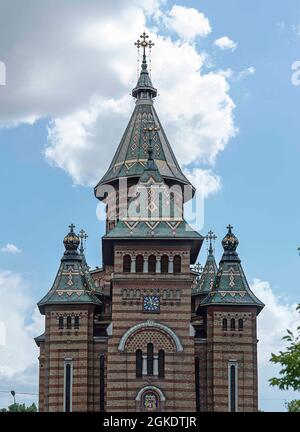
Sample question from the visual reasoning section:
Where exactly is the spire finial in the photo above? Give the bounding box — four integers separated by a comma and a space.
206, 230, 217, 255
132, 32, 157, 100
143, 123, 160, 170
135, 31, 154, 59
69, 223, 75, 233
79, 229, 88, 255
226, 224, 234, 233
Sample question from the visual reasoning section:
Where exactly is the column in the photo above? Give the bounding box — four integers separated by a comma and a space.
143, 256, 148, 273
168, 256, 174, 273
142, 355, 147, 376
131, 257, 136, 273
156, 256, 161, 273
153, 355, 159, 376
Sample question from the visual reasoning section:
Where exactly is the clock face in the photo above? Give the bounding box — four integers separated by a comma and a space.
143, 295, 160, 313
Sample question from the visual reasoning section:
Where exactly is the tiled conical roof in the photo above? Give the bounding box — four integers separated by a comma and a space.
95, 55, 193, 194
193, 240, 218, 296
201, 226, 264, 311
37, 225, 101, 314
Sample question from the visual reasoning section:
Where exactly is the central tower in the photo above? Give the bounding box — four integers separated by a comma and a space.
94, 32, 203, 412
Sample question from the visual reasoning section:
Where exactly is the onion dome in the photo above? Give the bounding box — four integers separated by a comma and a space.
221, 224, 239, 257
63, 224, 80, 254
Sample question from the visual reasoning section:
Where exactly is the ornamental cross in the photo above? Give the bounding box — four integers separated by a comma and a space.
79, 229, 88, 253
205, 230, 217, 255
69, 223, 75, 232
134, 32, 155, 56
226, 224, 234, 233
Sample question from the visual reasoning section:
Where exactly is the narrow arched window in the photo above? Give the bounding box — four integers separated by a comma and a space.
123, 255, 131, 273
174, 255, 181, 273
136, 349, 143, 378
74, 316, 79, 329
59, 316, 64, 329
158, 350, 165, 378
222, 318, 227, 331
238, 319, 243, 331
148, 255, 156, 273
136, 255, 144, 273
67, 316, 72, 330
229, 363, 238, 412
161, 255, 169, 273
230, 318, 235, 331
195, 356, 200, 412
64, 361, 72, 412
100, 355, 105, 411
159, 192, 163, 218
170, 192, 175, 219
147, 343, 154, 376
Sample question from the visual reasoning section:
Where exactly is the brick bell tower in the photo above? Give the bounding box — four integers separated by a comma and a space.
94, 32, 203, 412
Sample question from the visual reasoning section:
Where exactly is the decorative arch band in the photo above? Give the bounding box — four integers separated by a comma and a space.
135, 385, 166, 402
118, 320, 183, 352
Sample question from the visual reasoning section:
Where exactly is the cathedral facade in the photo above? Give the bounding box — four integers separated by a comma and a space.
35, 34, 264, 412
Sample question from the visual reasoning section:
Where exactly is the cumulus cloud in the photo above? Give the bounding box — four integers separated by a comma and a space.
1, 244, 22, 254
163, 5, 211, 41
0, 269, 43, 408
0, 1, 236, 198
184, 167, 221, 199
0, 271, 43, 379
252, 279, 299, 365
214, 36, 238, 51
251, 279, 300, 411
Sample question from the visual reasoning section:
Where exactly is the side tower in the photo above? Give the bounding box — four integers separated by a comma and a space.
35, 225, 102, 412
94, 33, 203, 412
200, 226, 264, 411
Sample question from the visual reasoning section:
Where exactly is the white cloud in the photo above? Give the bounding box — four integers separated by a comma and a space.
252, 279, 299, 365
1, 244, 22, 254
0, 270, 43, 408
237, 66, 256, 80
0, 1, 236, 199
0, 271, 43, 378
251, 279, 299, 411
184, 167, 221, 199
163, 5, 211, 42
214, 36, 238, 51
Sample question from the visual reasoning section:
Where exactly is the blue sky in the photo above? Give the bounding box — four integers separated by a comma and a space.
0, 0, 300, 411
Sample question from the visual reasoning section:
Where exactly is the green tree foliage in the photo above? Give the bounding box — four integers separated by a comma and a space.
269, 305, 300, 391
269, 304, 300, 411
0, 403, 37, 412
285, 399, 300, 412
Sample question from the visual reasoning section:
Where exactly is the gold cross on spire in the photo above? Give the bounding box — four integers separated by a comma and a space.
134, 32, 154, 56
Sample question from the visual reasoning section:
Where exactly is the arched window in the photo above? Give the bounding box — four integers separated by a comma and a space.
229, 363, 238, 412
222, 318, 228, 331
59, 316, 64, 329
148, 255, 156, 273
158, 350, 165, 378
64, 361, 72, 412
195, 356, 200, 412
230, 318, 235, 331
238, 319, 243, 331
136, 255, 144, 273
67, 316, 72, 330
136, 349, 143, 378
161, 255, 169, 273
100, 355, 105, 412
173, 255, 181, 273
123, 255, 131, 273
147, 343, 154, 376
170, 192, 175, 219
74, 316, 80, 329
